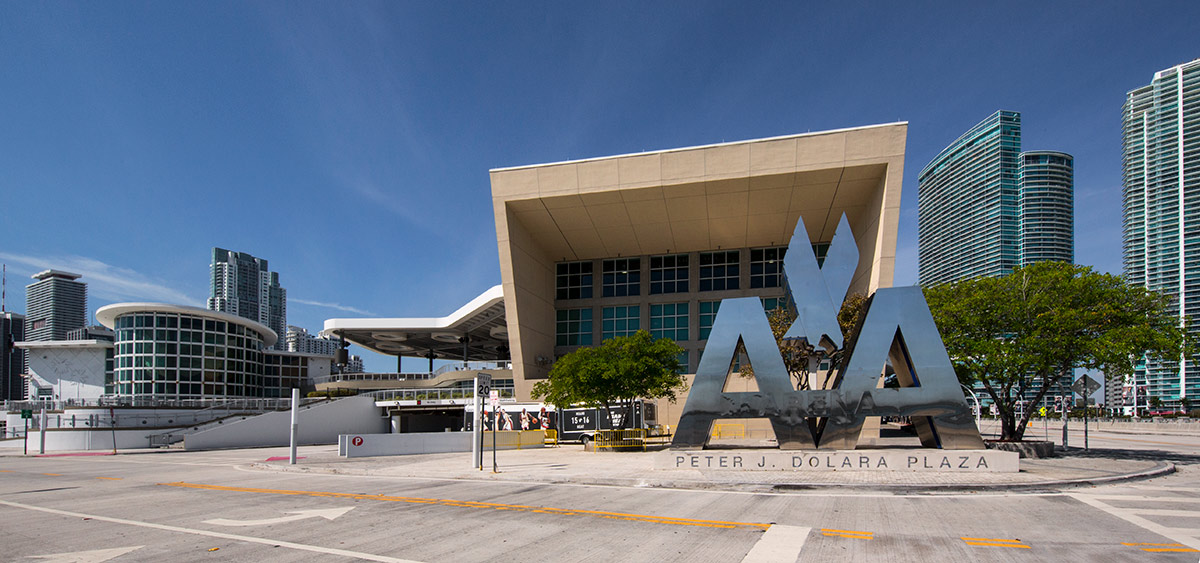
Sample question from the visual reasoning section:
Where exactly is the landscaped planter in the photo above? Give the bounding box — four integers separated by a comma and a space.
985, 440, 1055, 458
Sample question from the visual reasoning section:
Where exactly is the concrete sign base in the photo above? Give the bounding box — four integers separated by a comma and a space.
658, 449, 1018, 473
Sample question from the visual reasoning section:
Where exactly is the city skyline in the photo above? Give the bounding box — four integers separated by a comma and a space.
1, 3, 1197, 372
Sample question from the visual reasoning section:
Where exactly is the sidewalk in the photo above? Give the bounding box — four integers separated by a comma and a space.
248, 444, 1175, 493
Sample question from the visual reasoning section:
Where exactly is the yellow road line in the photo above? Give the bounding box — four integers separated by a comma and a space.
820, 528, 872, 539
41, 473, 62, 477
0, 469, 13, 473
962, 537, 1029, 549
95, 477, 122, 481
1122, 542, 1199, 552
159, 482, 770, 531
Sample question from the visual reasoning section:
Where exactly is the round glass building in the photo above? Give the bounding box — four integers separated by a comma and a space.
97, 303, 277, 400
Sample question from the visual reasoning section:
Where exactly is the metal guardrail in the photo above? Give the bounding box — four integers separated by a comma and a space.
2, 397, 306, 413
363, 387, 515, 402
310, 362, 514, 385
594, 429, 647, 451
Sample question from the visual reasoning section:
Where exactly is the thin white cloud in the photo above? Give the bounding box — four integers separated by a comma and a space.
0, 252, 202, 307
291, 297, 375, 316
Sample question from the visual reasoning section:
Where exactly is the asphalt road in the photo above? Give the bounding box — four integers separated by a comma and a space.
2, 428, 1199, 562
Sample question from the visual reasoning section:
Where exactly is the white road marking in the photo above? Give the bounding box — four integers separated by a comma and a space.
30, 546, 142, 562
1082, 495, 1200, 503
1068, 493, 1200, 551
0, 500, 419, 563
204, 506, 354, 527
741, 525, 810, 563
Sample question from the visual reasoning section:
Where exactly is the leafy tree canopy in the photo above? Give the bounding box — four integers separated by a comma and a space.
531, 330, 687, 428
924, 262, 1192, 440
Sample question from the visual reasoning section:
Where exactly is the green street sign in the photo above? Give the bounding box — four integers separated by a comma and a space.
20, 409, 32, 419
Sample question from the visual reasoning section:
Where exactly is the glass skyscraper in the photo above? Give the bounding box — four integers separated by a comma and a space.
918, 111, 1074, 411
24, 270, 87, 342
918, 111, 1074, 286
1121, 59, 1200, 411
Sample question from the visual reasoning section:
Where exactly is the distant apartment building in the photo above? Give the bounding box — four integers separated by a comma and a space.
340, 354, 364, 374
207, 248, 287, 350
1, 312, 25, 401
1120, 59, 1200, 411
918, 111, 1074, 286
285, 325, 338, 357
918, 111, 1075, 409
24, 270, 87, 342
66, 325, 114, 342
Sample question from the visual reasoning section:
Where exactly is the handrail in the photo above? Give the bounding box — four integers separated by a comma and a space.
311, 362, 513, 385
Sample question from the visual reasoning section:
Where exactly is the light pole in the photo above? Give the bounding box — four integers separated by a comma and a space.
961, 384, 981, 432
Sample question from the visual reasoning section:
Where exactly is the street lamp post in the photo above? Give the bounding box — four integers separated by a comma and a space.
961, 384, 981, 432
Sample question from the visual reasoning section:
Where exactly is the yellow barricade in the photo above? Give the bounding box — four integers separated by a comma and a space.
543, 429, 558, 447
594, 428, 646, 451
712, 423, 745, 439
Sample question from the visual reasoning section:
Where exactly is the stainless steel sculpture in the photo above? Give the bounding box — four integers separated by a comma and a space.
672, 216, 985, 450
782, 215, 857, 353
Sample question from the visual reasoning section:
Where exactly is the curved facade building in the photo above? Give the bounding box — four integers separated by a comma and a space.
918, 111, 1023, 285
1019, 151, 1074, 265
918, 111, 1073, 285
97, 303, 322, 400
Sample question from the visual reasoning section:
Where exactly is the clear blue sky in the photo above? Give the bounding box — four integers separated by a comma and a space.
2, 2, 1197, 372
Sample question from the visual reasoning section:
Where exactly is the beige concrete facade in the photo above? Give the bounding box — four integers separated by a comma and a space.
491, 123, 906, 401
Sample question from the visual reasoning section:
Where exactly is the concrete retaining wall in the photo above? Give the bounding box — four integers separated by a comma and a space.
340, 430, 546, 458
185, 396, 387, 450
0, 427, 178, 451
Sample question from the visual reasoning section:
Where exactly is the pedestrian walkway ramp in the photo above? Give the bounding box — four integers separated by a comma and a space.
184, 396, 387, 450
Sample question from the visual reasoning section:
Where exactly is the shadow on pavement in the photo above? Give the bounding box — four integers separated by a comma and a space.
1063, 447, 1200, 465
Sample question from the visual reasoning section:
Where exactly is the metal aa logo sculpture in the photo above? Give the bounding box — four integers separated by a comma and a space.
672, 215, 985, 450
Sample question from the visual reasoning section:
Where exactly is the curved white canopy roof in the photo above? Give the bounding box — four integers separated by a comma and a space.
322, 285, 507, 360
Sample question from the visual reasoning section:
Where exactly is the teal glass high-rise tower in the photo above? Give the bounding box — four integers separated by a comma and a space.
919, 111, 1074, 411
918, 111, 1074, 286
1121, 59, 1200, 411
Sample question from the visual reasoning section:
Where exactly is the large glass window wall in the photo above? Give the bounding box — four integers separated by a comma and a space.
556, 261, 593, 300
698, 301, 721, 340
750, 247, 787, 288
112, 312, 266, 400
699, 251, 739, 291
602, 258, 641, 297
649, 303, 688, 341
649, 254, 688, 294
555, 308, 593, 346
601, 305, 640, 340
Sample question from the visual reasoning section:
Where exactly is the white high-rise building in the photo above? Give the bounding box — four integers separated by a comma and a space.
1121, 59, 1200, 412
284, 325, 338, 357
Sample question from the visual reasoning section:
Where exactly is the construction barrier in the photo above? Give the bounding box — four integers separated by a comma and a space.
543, 429, 558, 447
594, 428, 646, 451
712, 423, 745, 439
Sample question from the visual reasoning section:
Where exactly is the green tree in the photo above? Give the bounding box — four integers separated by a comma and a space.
531, 330, 687, 428
739, 294, 868, 390
924, 262, 1192, 441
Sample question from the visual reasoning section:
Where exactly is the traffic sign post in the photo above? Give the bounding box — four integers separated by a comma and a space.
473, 373, 491, 470
1072, 374, 1100, 451
1062, 391, 1070, 450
